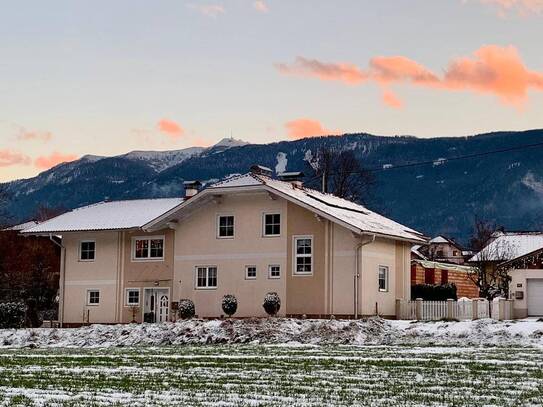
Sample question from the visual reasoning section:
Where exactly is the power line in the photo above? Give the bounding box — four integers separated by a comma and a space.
309, 140, 543, 179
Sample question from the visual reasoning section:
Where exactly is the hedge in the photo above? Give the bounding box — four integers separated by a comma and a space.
411, 283, 457, 301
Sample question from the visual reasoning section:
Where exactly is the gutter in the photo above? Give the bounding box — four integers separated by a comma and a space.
354, 234, 375, 319
48, 234, 66, 328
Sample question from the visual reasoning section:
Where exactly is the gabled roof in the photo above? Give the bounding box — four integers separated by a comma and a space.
469, 232, 543, 262
146, 173, 426, 243
22, 198, 184, 234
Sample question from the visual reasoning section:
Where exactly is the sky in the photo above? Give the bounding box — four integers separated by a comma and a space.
1, 0, 543, 182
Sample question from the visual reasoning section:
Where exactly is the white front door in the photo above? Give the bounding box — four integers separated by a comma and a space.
527, 279, 543, 316
144, 288, 170, 323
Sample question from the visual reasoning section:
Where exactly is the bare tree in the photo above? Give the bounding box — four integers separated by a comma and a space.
307, 147, 374, 203
467, 219, 514, 300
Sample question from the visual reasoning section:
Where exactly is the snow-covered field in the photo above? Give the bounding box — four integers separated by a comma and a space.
0, 318, 542, 406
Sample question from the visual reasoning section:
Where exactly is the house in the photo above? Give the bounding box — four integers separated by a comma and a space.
418, 235, 472, 265
410, 259, 479, 298
23, 167, 426, 325
470, 231, 543, 317
470, 231, 543, 318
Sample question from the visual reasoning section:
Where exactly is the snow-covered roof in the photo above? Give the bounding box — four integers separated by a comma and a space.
22, 198, 184, 234
3, 220, 40, 231
411, 245, 428, 260
159, 173, 425, 243
469, 232, 543, 262
429, 236, 450, 244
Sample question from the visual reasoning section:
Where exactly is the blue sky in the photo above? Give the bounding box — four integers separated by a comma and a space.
1, 0, 542, 181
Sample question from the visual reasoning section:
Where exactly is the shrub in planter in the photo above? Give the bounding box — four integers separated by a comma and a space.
0, 302, 26, 329
178, 299, 196, 319
221, 294, 238, 317
263, 292, 281, 316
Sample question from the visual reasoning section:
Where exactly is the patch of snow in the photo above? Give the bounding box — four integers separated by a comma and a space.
522, 171, 543, 195
1, 318, 543, 348
382, 164, 393, 169
433, 158, 446, 166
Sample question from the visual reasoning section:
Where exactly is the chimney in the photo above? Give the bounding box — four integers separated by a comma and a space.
278, 171, 305, 188
250, 165, 273, 177
183, 180, 202, 198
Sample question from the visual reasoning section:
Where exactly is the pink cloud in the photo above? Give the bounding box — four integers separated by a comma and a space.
157, 119, 185, 140
276, 57, 368, 85
277, 45, 543, 107
382, 90, 403, 109
253, 0, 269, 13
285, 118, 342, 140
189, 3, 225, 17
0, 149, 31, 167
477, 0, 543, 16
34, 152, 78, 170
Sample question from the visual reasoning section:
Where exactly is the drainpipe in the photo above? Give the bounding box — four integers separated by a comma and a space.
354, 234, 376, 319
49, 234, 66, 328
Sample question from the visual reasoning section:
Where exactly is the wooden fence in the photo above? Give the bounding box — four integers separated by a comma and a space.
396, 298, 513, 321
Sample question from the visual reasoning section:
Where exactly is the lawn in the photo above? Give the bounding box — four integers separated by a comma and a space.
0, 344, 542, 406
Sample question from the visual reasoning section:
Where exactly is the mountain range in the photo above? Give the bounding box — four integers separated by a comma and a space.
2, 130, 543, 243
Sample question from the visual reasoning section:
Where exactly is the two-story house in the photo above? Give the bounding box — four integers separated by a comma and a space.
24, 167, 426, 325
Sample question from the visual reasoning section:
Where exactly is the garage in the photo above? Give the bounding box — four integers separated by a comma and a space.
527, 279, 543, 316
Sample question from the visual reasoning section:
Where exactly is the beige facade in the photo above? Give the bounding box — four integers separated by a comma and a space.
509, 269, 543, 318
60, 229, 174, 325
171, 193, 411, 319
58, 190, 415, 324
174, 193, 287, 317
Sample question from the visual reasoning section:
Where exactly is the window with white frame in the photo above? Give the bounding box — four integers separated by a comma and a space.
268, 264, 281, 279
217, 215, 234, 238
245, 265, 257, 280
125, 289, 140, 306
133, 237, 164, 260
263, 213, 281, 236
79, 240, 95, 261
378, 265, 389, 292
294, 236, 313, 275
196, 266, 218, 288
87, 290, 100, 305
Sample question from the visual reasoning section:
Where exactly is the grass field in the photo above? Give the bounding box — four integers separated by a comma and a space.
0, 345, 542, 406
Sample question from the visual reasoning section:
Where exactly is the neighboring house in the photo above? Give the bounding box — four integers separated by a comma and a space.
422, 236, 471, 265
503, 247, 543, 318
469, 231, 543, 317
410, 259, 479, 298
23, 167, 426, 325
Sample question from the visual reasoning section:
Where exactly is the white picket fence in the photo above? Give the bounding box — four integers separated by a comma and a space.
396, 298, 512, 321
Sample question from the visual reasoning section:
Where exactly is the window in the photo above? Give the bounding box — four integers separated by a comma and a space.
268, 265, 281, 279
87, 290, 100, 305
440, 270, 449, 284
436, 250, 444, 257
80, 240, 95, 261
263, 213, 281, 236
453, 250, 459, 256
378, 266, 389, 292
125, 289, 140, 306
217, 215, 234, 238
425, 268, 435, 285
133, 237, 164, 260
294, 236, 313, 275
196, 266, 218, 288
245, 265, 257, 280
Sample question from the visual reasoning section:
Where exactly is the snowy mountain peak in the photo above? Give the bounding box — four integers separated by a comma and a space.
121, 147, 205, 172
213, 137, 250, 148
